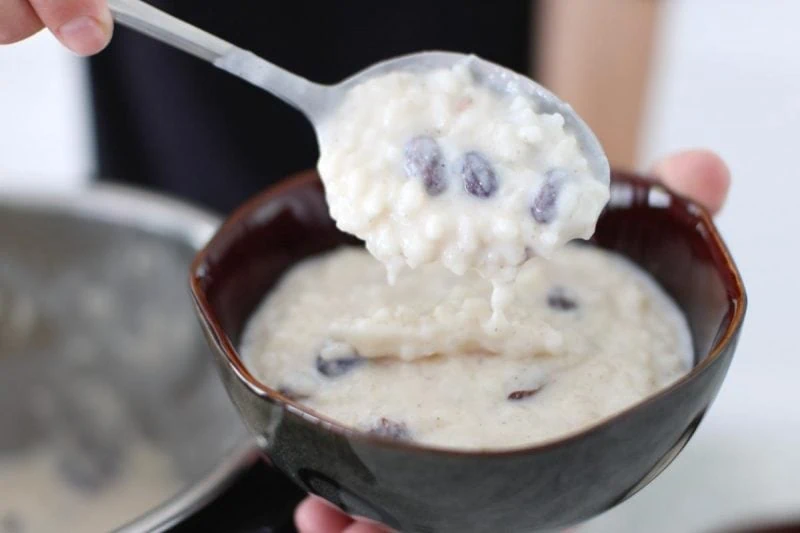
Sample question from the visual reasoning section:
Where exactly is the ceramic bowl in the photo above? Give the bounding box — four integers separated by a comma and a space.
189, 169, 746, 533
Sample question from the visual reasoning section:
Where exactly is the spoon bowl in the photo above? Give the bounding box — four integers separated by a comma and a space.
328, 51, 610, 181
108, 0, 609, 181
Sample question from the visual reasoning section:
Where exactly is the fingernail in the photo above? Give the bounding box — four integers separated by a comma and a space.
58, 16, 111, 56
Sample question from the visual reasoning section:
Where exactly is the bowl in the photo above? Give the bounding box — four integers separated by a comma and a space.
0, 184, 255, 533
189, 169, 746, 533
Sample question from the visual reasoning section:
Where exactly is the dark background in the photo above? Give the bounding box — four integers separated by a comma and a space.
172, 460, 303, 532
88, 0, 533, 214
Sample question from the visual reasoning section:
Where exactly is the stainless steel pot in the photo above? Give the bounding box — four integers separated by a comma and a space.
0, 184, 257, 533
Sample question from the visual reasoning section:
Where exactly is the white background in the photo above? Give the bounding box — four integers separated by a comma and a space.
1, 2, 798, 531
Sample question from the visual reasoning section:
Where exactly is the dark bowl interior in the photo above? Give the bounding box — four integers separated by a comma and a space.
190, 169, 746, 533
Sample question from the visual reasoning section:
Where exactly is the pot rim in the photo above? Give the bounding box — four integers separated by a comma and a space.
2, 183, 260, 533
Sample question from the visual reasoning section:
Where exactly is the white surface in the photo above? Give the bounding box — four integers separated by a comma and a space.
0, 31, 94, 191
586, 3, 800, 531
1, 2, 798, 531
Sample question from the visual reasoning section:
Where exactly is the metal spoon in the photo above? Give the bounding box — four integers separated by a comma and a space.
108, 0, 609, 181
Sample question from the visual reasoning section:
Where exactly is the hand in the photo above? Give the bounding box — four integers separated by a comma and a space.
295, 496, 394, 533
0, 0, 112, 56
292, 148, 731, 533
649, 149, 730, 216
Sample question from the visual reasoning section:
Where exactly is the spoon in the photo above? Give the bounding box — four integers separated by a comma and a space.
107, 0, 609, 180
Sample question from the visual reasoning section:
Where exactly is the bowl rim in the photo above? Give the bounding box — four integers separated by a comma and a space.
189, 169, 747, 458
1, 183, 260, 532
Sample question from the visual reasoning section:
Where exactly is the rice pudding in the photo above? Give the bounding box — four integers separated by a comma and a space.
240, 57, 687, 450
241, 245, 692, 450
317, 58, 610, 295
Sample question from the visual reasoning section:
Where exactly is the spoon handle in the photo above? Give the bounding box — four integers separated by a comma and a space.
107, 0, 328, 118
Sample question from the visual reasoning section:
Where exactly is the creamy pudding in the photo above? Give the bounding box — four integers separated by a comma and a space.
240, 57, 689, 451
241, 245, 692, 450
317, 59, 610, 292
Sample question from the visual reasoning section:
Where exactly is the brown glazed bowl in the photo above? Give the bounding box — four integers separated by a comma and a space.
189, 169, 746, 533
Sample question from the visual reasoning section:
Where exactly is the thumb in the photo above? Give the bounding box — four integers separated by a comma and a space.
29, 0, 113, 56
648, 149, 731, 216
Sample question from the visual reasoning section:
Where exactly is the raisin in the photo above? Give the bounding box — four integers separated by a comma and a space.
531, 168, 569, 223
458, 151, 498, 198
547, 286, 578, 311
404, 136, 448, 196
508, 387, 543, 401
316, 353, 364, 378
369, 418, 411, 440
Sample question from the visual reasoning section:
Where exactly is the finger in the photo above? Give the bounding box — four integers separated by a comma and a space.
0, 0, 44, 44
295, 496, 354, 533
343, 520, 393, 533
28, 0, 112, 56
649, 149, 731, 216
